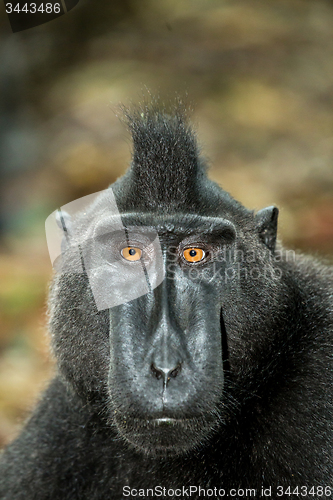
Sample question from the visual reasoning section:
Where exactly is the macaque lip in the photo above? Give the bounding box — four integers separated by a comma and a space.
153, 417, 178, 425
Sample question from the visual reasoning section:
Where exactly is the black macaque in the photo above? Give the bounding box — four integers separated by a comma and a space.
0, 104, 332, 500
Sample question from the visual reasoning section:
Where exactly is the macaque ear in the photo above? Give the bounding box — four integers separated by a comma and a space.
255, 206, 279, 251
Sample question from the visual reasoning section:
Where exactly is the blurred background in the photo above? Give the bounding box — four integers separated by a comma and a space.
0, 0, 333, 448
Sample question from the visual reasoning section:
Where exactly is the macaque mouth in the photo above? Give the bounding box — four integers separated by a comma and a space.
115, 414, 218, 455
153, 417, 178, 425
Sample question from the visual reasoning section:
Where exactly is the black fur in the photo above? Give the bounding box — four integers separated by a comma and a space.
0, 105, 332, 500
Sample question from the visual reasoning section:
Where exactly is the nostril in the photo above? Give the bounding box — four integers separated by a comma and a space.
151, 363, 163, 380
150, 362, 182, 383
169, 362, 182, 379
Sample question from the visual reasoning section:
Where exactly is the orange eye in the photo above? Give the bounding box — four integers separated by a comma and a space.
183, 248, 205, 263
121, 247, 142, 261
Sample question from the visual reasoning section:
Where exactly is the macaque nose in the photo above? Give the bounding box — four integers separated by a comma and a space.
150, 362, 182, 385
